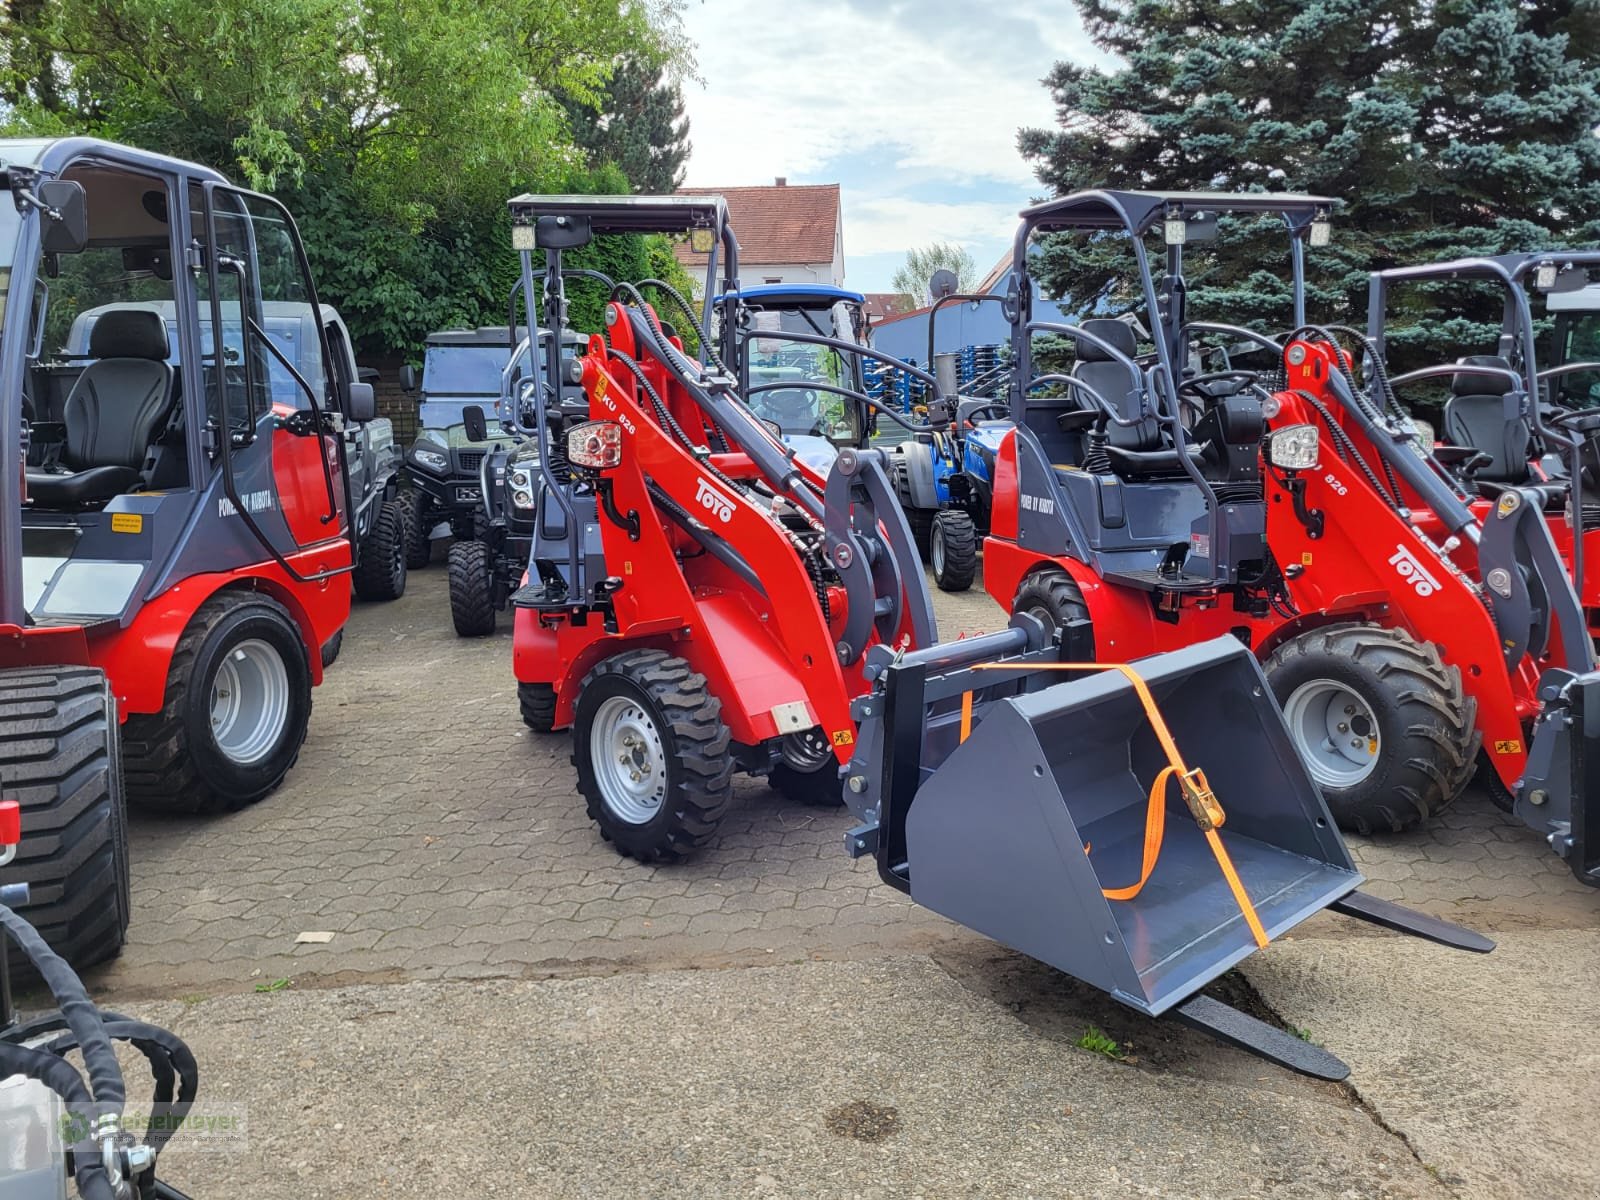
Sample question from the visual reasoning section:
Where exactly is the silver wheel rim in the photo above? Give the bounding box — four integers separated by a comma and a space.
209, 639, 291, 765
931, 522, 946, 575
591, 694, 667, 825
1283, 678, 1380, 788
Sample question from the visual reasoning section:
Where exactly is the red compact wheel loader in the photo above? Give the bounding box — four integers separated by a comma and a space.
1364, 253, 1600, 632
503, 194, 1489, 1079
981, 189, 1600, 887
0, 138, 363, 968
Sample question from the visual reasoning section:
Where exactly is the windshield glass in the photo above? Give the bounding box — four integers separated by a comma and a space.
422, 344, 513, 396
740, 301, 864, 442
1552, 307, 1600, 408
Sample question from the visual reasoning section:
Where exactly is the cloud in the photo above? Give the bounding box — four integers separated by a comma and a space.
680, 0, 1092, 189
845, 196, 1025, 257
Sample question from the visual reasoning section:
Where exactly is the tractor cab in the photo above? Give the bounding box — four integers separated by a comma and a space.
992, 190, 1334, 597
0, 138, 361, 968
0, 138, 360, 632
719, 283, 871, 471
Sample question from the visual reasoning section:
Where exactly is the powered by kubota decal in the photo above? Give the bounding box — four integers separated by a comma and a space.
219, 489, 276, 518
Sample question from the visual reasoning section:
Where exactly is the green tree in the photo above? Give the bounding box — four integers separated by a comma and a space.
890, 242, 980, 307
1018, 0, 1600, 368
0, 0, 695, 354
563, 52, 692, 193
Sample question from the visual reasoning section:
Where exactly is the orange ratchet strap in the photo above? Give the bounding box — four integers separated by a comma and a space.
965, 662, 1268, 949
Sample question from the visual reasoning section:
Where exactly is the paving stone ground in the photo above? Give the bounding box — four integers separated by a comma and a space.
89, 562, 1597, 1001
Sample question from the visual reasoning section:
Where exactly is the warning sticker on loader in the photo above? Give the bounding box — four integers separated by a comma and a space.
110, 513, 143, 534
1493, 739, 1523, 755
831, 729, 855, 747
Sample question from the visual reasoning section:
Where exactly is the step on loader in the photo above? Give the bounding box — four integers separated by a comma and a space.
0, 138, 363, 969
503, 193, 1490, 1079
981, 189, 1600, 887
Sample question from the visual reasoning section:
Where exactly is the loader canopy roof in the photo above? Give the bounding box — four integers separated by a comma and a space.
1020, 190, 1339, 236
507, 193, 729, 236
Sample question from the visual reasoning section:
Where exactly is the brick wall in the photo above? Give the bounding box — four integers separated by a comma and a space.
365, 355, 420, 445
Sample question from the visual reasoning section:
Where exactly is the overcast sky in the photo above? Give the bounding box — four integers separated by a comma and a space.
678, 0, 1096, 293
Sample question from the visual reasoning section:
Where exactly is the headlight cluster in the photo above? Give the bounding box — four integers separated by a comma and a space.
410, 447, 449, 474
509, 466, 536, 510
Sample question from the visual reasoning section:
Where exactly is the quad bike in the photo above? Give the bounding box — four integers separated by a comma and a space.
982, 189, 1600, 887
890, 293, 1015, 592
0, 138, 361, 969
1, 802, 199, 1198
1366, 252, 1600, 635
501, 192, 1491, 1078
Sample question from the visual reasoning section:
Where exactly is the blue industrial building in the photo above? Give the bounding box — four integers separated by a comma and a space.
867, 255, 1072, 366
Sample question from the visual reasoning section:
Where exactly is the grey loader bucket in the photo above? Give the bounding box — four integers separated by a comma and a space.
842, 621, 1494, 1078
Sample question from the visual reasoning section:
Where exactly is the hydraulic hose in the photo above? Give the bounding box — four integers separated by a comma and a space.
0, 1033, 117, 1200
0, 903, 123, 1108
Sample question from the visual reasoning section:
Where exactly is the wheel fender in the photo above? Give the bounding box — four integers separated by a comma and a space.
901, 444, 942, 510
90, 574, 329, 718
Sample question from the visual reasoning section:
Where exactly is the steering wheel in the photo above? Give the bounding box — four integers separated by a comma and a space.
1176, 369, 1261, 420
1544, 407, 1600, 435
755, 387, 821, 433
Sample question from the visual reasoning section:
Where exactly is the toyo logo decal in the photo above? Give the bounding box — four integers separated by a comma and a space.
219, 489, 275, 518
694, 478, 734, 524
1388, 544, 1440, 597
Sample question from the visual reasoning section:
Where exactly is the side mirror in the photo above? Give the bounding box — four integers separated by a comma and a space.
347, 381, 376, 423
462, 404, 489, 443
37, 180, 88, 255
398, 364, 419, 392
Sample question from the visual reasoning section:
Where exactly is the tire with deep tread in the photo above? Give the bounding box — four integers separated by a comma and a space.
572, 649, 733, 863
401, 489, 433, 569
320, 630, 344, 670
769, 762, 845, 808
1011, 568, 1094, 654
447, 540, 497, 637
122, 592, 313, 815
519, 682, 557, 733
353, 498, 408, 601
0, 666, 129, 976
930, 509, 978, 592
892, 453, 934, 557
1262, 624, 1479, 834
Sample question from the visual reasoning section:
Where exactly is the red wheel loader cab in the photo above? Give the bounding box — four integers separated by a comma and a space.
502, 194, 938, 862
0, 138, 364, 967
1363, 252, 1600, 631
982, 189, 1600, 886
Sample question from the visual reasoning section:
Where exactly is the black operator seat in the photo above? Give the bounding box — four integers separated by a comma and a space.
1442, 354, 1530, 486
26, 309, 175, 509
1070, 317, 1199, 479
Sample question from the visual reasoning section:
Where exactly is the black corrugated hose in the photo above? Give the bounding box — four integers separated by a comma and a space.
1, 901, 199, 1198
